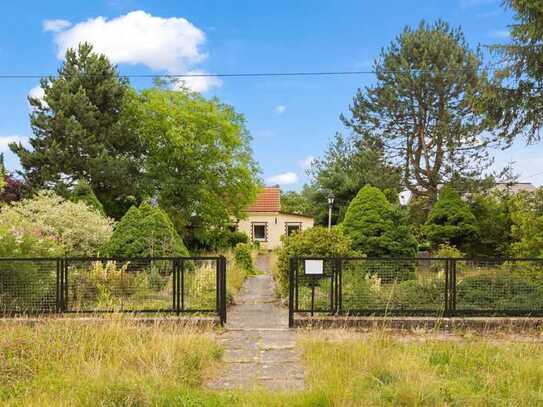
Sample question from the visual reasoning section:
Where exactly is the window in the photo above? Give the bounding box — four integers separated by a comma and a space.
252, 223, 267, 241
286, 223, 301, 236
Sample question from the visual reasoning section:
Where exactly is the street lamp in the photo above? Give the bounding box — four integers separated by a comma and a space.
327, 193, 335, 231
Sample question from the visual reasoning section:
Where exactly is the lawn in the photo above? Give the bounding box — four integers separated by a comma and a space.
2, 321, 543, 406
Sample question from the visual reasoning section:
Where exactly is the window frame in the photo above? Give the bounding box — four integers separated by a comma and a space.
251, 222, 268, 242
285, 222, 302, 236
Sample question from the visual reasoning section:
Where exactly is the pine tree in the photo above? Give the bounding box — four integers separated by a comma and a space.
10, 43, 145, 218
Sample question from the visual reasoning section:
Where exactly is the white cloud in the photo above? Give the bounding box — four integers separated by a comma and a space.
299, 155, 314, 171
0, 135, 26, 152
28, 85, 47, 110
43, 19, 72, 32
47, 10, 220, 92
275, 105, 286, 115
266, 172, 299, 186
28, 85, 45, 101
171, 70, 222, 93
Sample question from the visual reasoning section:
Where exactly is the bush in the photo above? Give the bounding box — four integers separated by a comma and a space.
510, 188, 543, 258
233, 243, 255, 275
71, 179, 105, 215
342, 185, 417, 257
423, 186, 479, 253
103, 202, 189, 257
276, 226, 355, 296
0, 191, 114, 256
456, 272, 543, 310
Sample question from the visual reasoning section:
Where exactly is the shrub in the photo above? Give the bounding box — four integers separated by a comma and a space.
71, 179, 105, 215
0, 191, 114, 256
276, 226, 355, 295
103, 202, 189, 257
0, 227, 63, 312
510, 188, 543, 258
423, 186, 479, 253
456, 273, 543, 310
342, 185, 417, 257
233, 243, 255, 275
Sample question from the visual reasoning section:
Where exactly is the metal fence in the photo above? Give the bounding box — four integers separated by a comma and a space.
288, 257, 543, 326
0, 256, 227, 325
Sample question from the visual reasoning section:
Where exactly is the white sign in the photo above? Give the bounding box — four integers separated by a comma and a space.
305, 259, 324, 275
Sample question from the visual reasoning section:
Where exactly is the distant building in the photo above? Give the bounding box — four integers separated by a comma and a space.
493, 182, 536, 194
237, 186, 314, 250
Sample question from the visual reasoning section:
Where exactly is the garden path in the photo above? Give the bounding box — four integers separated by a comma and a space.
207, 254, 304, 391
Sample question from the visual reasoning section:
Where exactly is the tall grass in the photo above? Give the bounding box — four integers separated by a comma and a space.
3, 321, 543, 405
0, 318, 221, 406
299, 331, 543, 406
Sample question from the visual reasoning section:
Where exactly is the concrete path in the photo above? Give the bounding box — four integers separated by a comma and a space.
208, 254, 304, 391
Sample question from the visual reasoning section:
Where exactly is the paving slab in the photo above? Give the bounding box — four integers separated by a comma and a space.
208, 254, 304, 391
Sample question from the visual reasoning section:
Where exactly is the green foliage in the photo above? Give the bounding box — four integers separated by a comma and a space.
342, 185, 417, 257
71, 179, 105, 215
138, 86, 260, 242
510, 188, 543, 258
342, 20, 494, 203
423, 186, 479, 253
468, 192, 513, 257
10, 43, 145, 218
233, 243, 255, 275
0, 191, 114, 256
276, 226, 355, 295
305, 133, 401, 225
280, 190, 313, 216
103, 202, 189, 257
489, 0, 543, 144
433, 243, 464, 259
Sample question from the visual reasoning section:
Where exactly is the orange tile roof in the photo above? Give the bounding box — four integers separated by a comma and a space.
247, 186, 281, 212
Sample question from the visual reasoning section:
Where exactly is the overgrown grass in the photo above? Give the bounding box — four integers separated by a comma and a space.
0, 318, 222, 406
298, 332, 543, 405
3, 322, 543, 406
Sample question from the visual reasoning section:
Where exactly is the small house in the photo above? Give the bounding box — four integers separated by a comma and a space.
237, 186, 314, 250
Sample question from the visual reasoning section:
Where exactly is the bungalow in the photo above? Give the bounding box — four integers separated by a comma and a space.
237, 186, 314, 250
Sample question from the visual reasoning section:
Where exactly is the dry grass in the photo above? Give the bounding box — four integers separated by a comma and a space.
0, 317, 222, 406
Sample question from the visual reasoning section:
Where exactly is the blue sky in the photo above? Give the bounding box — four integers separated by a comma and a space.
0, 0, 541, 190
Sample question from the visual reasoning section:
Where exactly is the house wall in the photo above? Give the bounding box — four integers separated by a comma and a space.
237, 212, 314, 250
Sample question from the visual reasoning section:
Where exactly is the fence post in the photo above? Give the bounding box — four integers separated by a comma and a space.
56, 258, 62, 313
172, 258, 177, 314
62, 258, 68, 312
221, 256, 227, 325
444, 259, 449, 317
451, 259, 457, 317
335, 258, 342, 315
288, 257, 295, 328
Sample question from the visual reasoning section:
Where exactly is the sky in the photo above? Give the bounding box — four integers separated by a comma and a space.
0, 0, 542, 190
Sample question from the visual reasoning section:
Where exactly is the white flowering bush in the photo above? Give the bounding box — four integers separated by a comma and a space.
0, 191, 115, 256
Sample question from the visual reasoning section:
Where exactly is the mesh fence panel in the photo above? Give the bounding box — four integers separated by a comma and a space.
455, 259, 543, 315
339, 258, 446, 315
181, 259, 218, 312
0, 259, 58, 314
65, 258, 175, 312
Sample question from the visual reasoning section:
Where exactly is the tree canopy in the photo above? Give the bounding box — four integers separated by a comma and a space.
137, 86, 260, 243
342, 21, 495, 204
10, 43, 146, 218
489, 0, 543, 144
305, 133, 401, 225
